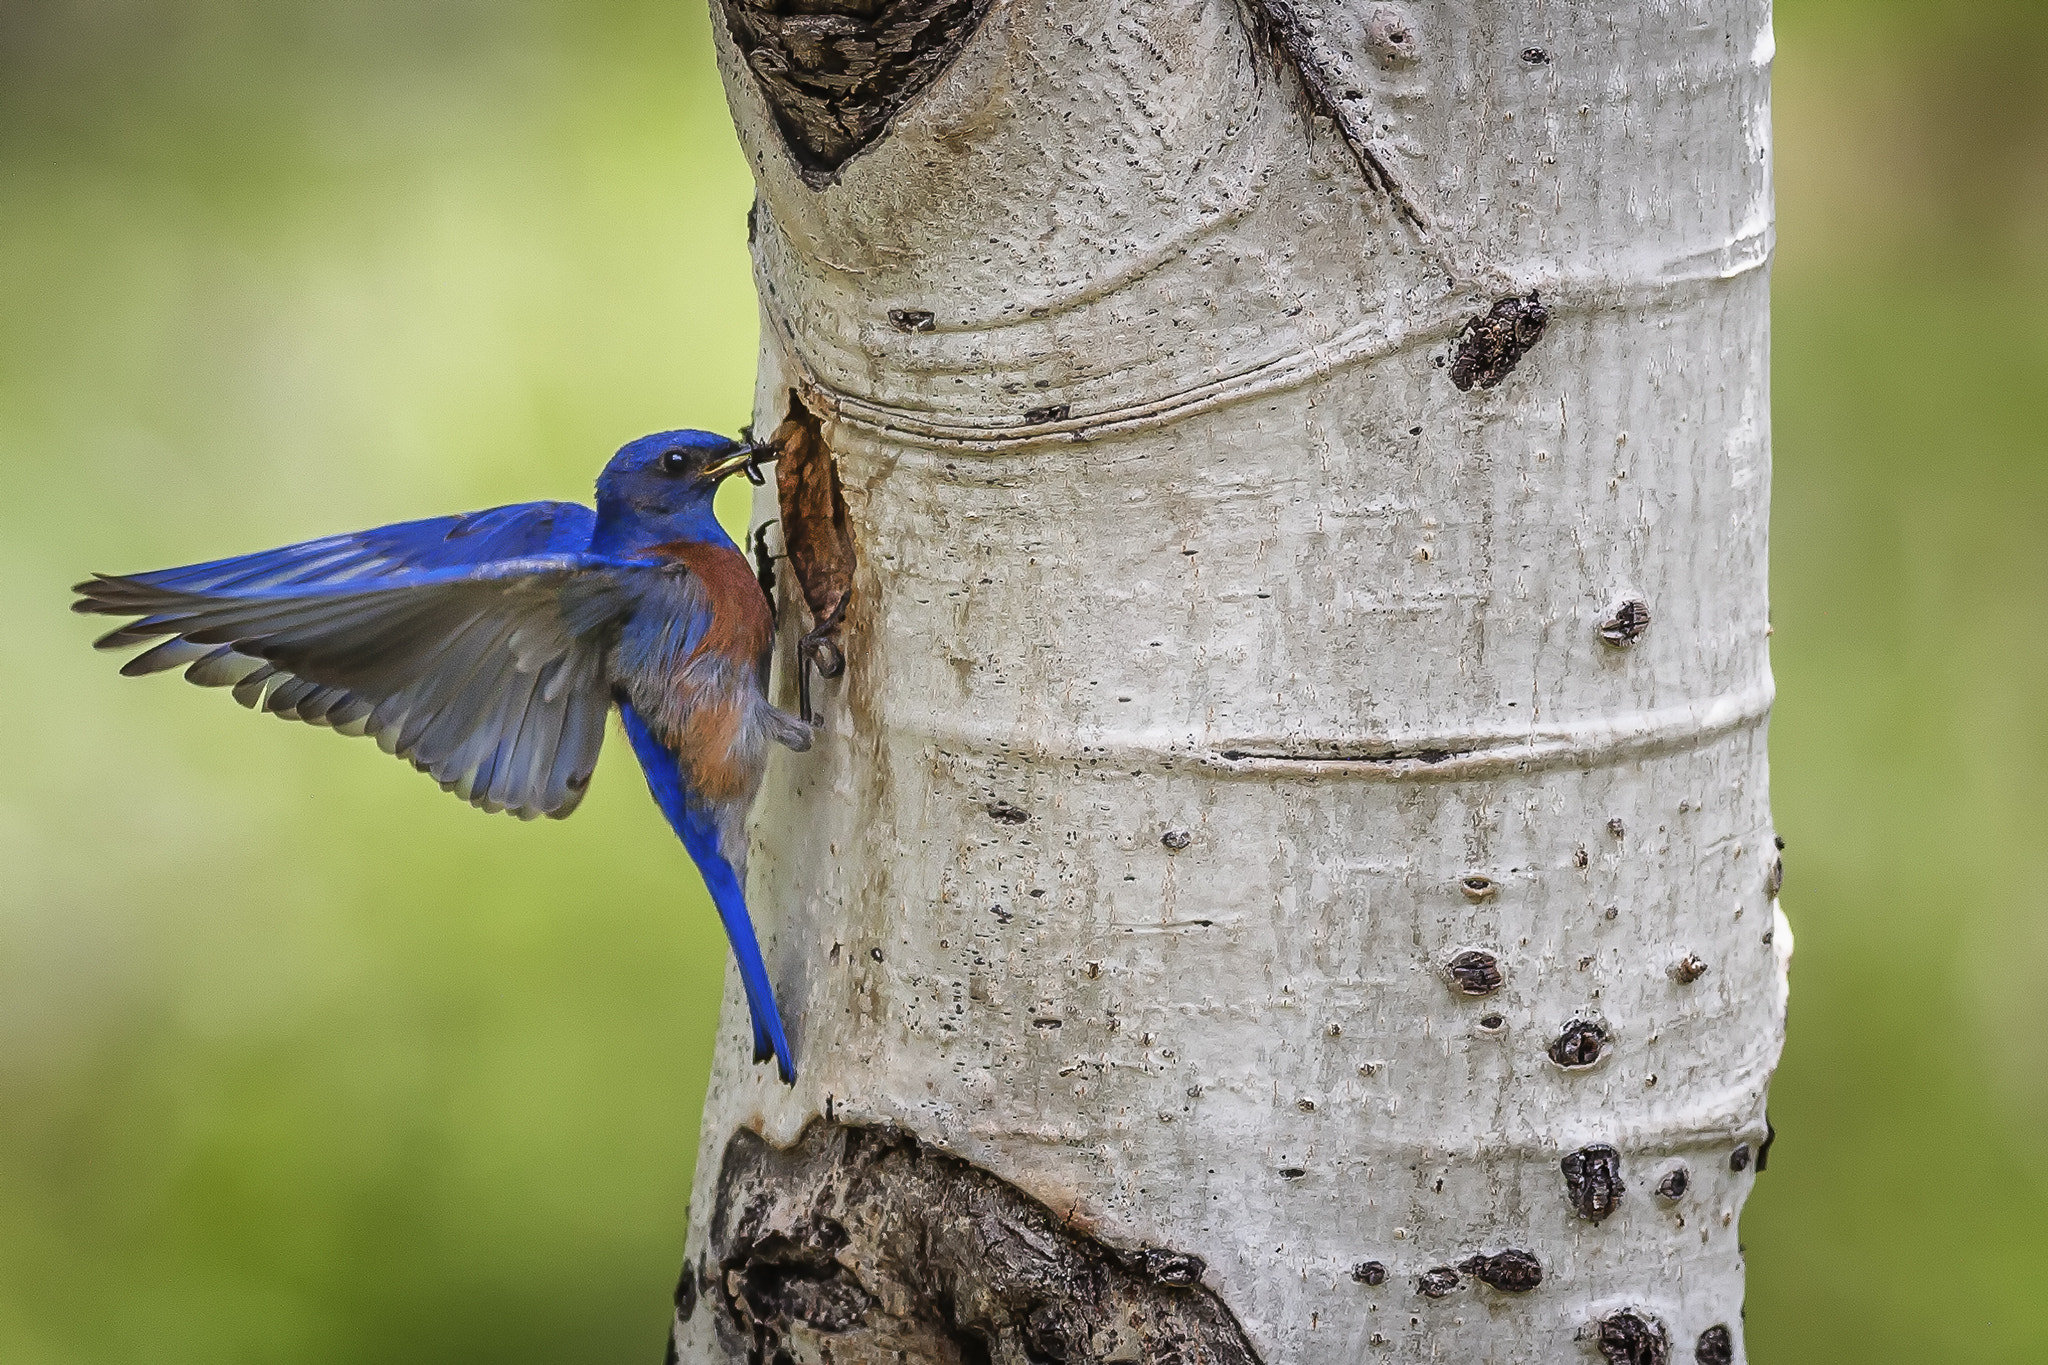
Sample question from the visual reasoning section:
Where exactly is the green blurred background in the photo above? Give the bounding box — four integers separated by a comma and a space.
1, 2, 2041, 1361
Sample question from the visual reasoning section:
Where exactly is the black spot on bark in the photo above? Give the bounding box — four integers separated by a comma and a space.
1548, 1018, 1610, 1069
1023, 403, 1070, 425
1449, 294, 1549, 390
1522, 46, 1551, 65
1161, 828, 1193, 851
1139, 1249, 1208, 1287
1757, 1117, 1776, 1172
1562, 1144, 1624, 1223
1596, 1309, 1671, 1365
1415, 1265, 1461, 1298
720, 0, 997, 184
1459, 1249, 1543, 1292
1458, 874, 1497, 901
985, 800, 1030, 824
1655, 1166, 1690, 1201
1599, 597, 1652, 647
662, 1329, 679, 1365
1352, 1260, 1387, 1285
889, 308, 937, 333
703, 1120, 1263, 1364
1364, 10, 1418, 66
1765, 854, 1784, 898
1447, 950, 1505, 996
1729, 1143, 1752, 1173
1278, 1167, 1307, 1180
1696, 1324, 1735, 1365
674, 1258, 699, 1320
1670, 954, 1708, 984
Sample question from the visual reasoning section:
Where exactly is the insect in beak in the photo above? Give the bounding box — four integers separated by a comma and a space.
701, 445, 772, 486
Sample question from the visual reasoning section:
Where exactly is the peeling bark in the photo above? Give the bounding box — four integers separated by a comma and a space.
685, 2, 1784, 1361
764, 393, 856, 722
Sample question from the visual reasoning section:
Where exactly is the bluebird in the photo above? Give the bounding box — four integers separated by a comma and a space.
73, 431, 811, 1082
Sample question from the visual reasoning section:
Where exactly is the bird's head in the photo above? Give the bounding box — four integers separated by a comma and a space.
592, 429, 767, 551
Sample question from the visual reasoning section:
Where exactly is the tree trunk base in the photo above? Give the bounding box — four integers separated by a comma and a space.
676, 1120, 1263, 1365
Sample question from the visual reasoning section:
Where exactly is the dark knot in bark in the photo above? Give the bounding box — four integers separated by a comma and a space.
1458, 1248, 1544, 1293
1449, 294, 1550, 391
1561, 1143, 1625, 1223
721, 0, 997, 182
1593, 1308, 1670, 1365
690, 1119, 1264, 1363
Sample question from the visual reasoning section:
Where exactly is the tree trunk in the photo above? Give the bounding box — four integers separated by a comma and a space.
675, 3, 1784, 1362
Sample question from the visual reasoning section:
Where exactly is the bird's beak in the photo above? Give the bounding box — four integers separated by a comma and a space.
702, 444, 772, 486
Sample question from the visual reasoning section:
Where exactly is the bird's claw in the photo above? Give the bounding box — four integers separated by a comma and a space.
797, 632, 843, 725
751, 521, 782, 609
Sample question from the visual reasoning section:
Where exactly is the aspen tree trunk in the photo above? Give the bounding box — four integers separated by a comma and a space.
675, 3, 1785, 1363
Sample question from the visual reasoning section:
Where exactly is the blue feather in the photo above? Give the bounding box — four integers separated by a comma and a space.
117, 503, 597, 595
617, 700, 796, 1083
75, 552, 627, 820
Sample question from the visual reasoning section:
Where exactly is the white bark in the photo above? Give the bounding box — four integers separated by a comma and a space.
682, 2, 1784, 1361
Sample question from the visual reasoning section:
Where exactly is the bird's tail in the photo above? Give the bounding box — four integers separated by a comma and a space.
617, 702, 797, 1083
690, 844, 798, 1084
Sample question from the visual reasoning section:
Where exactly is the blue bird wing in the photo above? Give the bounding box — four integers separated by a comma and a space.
109, 501, 598, 595
75, 530, 634, 820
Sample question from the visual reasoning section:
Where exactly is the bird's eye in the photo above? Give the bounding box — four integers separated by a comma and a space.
659, 449, 690, 475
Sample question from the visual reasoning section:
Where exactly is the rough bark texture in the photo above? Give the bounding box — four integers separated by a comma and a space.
681, 2, 1783, 1361
685, 1120, 1260, 1363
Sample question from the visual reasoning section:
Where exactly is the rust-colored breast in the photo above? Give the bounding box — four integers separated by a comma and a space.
653, 539, 774, 668
676, 697, 752, 803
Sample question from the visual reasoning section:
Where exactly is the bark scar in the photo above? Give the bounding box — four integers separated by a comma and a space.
693, 1119, 1265, 1364
721, 0, 998, 186
1236, 0, 1428, 230
767, 390, 855, 725
1449, 294, 1550, 390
